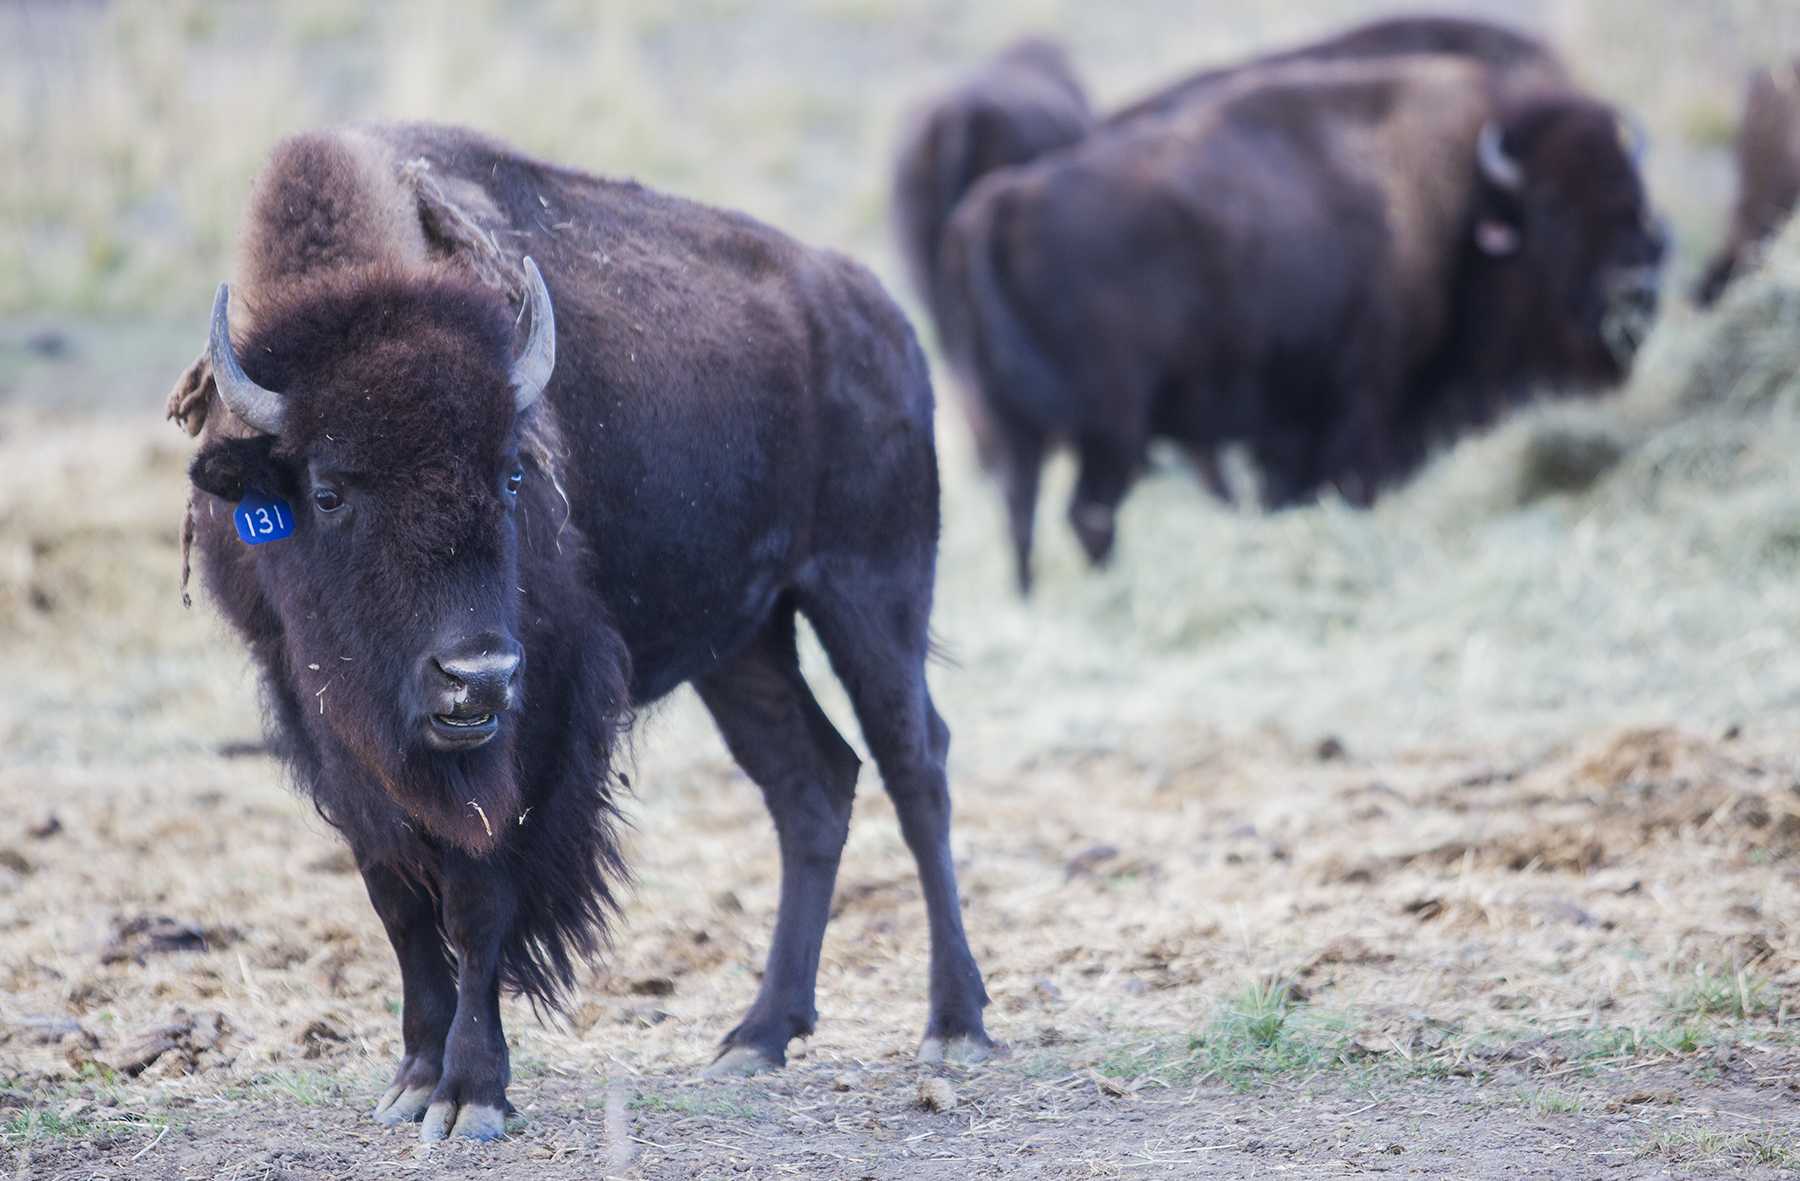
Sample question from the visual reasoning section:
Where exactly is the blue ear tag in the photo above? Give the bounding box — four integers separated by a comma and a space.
234, 491, 295, 545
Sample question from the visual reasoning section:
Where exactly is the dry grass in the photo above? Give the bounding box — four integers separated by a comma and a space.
4, 0, 1797, 317
5, 1, 1800, 1177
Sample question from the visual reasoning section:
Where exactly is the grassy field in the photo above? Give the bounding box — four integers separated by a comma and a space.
3, 1, 1799, 1177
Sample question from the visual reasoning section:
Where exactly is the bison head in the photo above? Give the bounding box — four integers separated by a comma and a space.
187, 260, 556, 853
1471, 94, 1667, 386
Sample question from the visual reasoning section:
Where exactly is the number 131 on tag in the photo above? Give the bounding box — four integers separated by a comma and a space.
234, 491, 296, 545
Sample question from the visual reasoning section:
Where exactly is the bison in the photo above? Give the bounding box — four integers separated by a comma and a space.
166, 123, 991, 1140
938, 56, 1666, 592
894, 15, 1562, 484
891, 38, 1091, 465
1696, 60, 1800, 306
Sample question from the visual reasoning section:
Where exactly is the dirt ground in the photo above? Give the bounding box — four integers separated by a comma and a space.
3, 652, 1798, 1177
5, 1, 1800, 1178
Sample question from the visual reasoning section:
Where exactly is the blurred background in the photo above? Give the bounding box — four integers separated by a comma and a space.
3, 3, 1799, 1174
5, 0, 1798, 317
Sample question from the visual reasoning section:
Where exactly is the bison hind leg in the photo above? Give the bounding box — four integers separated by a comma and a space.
696, 603, 861, 1073
1067, 424, 1150, 569
799, 570, 993, 1058
995, 414, 1047, 596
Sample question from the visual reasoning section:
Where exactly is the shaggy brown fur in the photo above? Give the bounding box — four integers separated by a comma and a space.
1696, 60, 1800, 305
171, 122, 990, 1139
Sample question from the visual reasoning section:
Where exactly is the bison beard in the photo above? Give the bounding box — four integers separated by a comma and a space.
171, 123, 990, 1141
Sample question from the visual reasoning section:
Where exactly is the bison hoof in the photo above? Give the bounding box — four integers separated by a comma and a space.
372, 1083, 434, 1126
420, 1098, 509, 1143
704, 1044, 781, 1078
917, 1033, 995, 1067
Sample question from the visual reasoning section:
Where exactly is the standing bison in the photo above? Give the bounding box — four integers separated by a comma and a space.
891, 38, 1091, 465
1696, 60, 1800, 305
939, 57, 1666, 592
166, 123, 990, 1140
894, 15, 1563, 487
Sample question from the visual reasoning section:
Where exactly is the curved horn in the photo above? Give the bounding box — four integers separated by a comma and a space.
1476, 121, 1523, 191
208, 283, 286, 435
511, 257, 556, 413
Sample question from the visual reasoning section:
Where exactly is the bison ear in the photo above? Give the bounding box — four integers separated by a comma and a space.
1475, 218, 1522, 257
190, 435, 290, 505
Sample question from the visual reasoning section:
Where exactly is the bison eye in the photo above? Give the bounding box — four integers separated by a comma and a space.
505, 468, 524, 495
312, 487, 345, 513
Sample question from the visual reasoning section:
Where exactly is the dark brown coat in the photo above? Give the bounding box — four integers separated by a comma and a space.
1107, 13, 1565, 125
939, 58, 1666, 591
170, 123, 990, 1139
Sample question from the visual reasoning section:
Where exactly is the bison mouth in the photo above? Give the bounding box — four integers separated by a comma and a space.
425, 711, 500, 751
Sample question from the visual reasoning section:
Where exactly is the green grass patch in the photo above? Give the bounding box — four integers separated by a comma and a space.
221, 1069, 348, 1107
1, 1107, 170, 1143
1570, 1022, 1716, 1060
1643, 1128, 1800, 1169
1089, 978, 1358, 1091
1664, 968, 1774, 1022
2, 1110, 102, 1140
1515, 1086, 1584, 1115
627, 1090, 766, 1120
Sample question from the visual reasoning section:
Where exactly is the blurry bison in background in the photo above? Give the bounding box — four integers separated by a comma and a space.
1107, 13, 1566, 125
940, 56, 1666, 592
891, 38, 1091, 465
1695, 61, 1800, 306
896, 16, 1566, 477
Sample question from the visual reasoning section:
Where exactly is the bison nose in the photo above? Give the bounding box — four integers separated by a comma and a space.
428, 633, 523, 714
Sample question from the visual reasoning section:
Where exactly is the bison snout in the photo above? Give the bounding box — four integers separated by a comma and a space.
420, 633, 522, 751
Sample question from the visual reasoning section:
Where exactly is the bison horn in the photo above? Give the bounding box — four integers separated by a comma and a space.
511, 257, 556, 413
1476, 122, 1523, 191
208, 283, 287, 436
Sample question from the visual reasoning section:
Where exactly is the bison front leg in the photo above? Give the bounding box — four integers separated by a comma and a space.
361, 861, 457, 1127
420, 852, 518, 1142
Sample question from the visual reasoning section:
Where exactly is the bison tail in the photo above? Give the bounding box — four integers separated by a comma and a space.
937, 182, 1074, 434
892, 109, 965, 333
